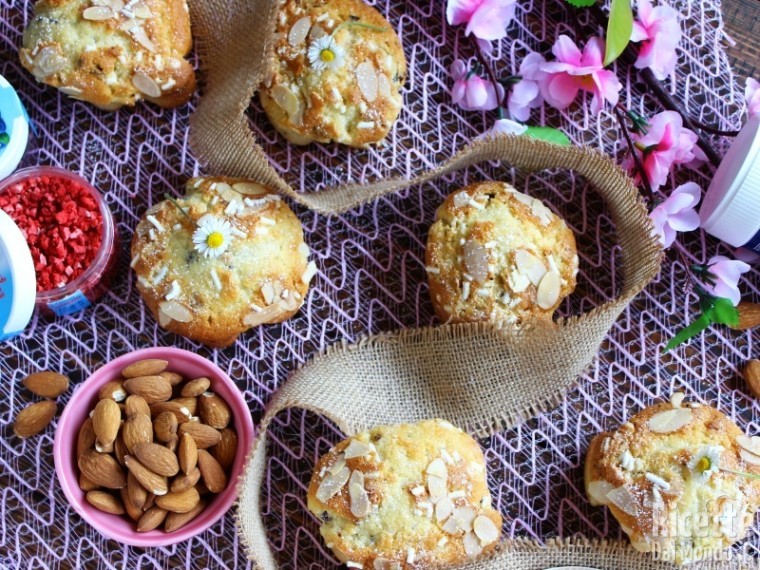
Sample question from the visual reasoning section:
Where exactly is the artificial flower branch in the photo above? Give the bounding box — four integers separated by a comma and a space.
613, 106, 654, 198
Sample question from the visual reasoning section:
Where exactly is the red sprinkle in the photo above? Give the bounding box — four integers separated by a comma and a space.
0, 175, 103, 292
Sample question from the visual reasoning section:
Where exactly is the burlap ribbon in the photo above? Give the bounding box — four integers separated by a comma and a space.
185, 0, 680, 566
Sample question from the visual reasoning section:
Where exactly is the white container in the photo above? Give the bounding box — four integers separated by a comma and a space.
700, 115, 760, 249
0, 210, 36, 340
0, 74, 30, 181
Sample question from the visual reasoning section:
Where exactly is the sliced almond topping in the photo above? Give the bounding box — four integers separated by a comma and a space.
586, 480, 615, 505
647, 408, 693, 434
243, 304, 284, 327
33, 47, 66, 77
442, 516, 460, 535
132, 72, 161, 98
435, 497, 453, 522
737, 435, 760, 457
670, 392, 685, 408
261, 282, 275, 305
315, 465, 350, 503
355, 61, 379, 102
473, 515, 499, 545
377, 72, 392, 99
348, 470, 370, 518
328, 453, 347, 475
508, 271, 530, 293
344, 439, 372, 459
270, 85, 302, 123
531, 198, 553, 225
233, 182, 268, 196
288, 16, 312, 45
158, 300, 192, 323
452, 506, 477, 532
131, 1, 152, 18
118, 18, 139, 32
514, 250, 547, 286
463, 531, 483, 558
83, 6, 115, 20
512, 192, 535, 208
463, 240, 489, 283
130, 26, 156, 53
606, 485, 640, 517
427, 474, 447, 500
426, 458, 448, 480
740, 449, 760, 466
536, 270, 561, 310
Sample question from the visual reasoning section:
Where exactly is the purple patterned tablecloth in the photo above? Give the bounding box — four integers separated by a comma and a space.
1, 0, 758, 568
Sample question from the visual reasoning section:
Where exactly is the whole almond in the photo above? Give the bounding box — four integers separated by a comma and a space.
172, 397, 198, 416
197, 449, 227, 493
198, 393, 231, 429
165, 500, 207, 532
86, 490, 125, 515
114, 433, 129, 467
150, 401, 193, 424
159, 371, 184, 386
744, 359, 760, 398
22, 371, 69, 398
125, 455, 168, 496
134, 442, 180, 477
127, 471, 148, 511
92, 399, 121, 453
154, 411, 178, 442
138, 506, 169, 532
178, 433, 198, 474
78, 449, 127, 489
181, 377, 210, 398
122, 413, 153, 454
143, 492, 156, 511
125, 395, 151, 417
170, 467, 201, 492
166, 434, 179, 453
14, 400, 57, 438
121, 487, 143, 521
212, 428, 238, 471
155, 487, 200, 513
122, 359, 168, 378
79, 473, 99, 492
730, 302, 760, 330
123, 376, 172, 404
98, 380, 127, 402
178, 422, 222, 449
77, 417, 97, 458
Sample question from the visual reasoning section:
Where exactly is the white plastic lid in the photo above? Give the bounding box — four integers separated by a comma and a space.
0, 74, 30, 181
0, 210, 36, 340
700, 115, 760, 247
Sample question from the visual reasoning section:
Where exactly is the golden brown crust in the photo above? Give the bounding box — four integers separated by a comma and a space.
20, 0, 195, 110
307, 419, 502, 569
131, 177, 315, 347
426, 181, 578, 325
260, 0, 406, 147
585, 396, 760, 564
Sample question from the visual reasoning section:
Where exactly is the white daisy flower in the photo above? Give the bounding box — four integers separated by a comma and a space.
192, 215, 234, 258
307, 36, 345, 72
688, 445, 723, 482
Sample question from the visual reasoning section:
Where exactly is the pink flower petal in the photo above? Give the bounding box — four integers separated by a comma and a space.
447, 0, 481, 26
552, 35, 583, 65
581, 37, 605, 68
450, 59, 468, 81
465, 0, 516, 41
667, 209, 700, 232
465, 76, 490, 108
451, 81, 467, 105
543, 73, 580, 109
631, 21, 649, 42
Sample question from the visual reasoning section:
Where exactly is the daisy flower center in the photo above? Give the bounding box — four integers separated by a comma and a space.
696, 456, 712, 473
207, 231, 225, 249
320, 49, 335, 62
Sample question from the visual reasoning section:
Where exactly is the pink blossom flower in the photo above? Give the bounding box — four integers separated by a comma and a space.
539, 36, 622, 114
629, 111, 704, 191
446, 0, 517, 41
704, 255, 750, 306
507, 52, 546, 121
630, 0, 681, 80
477, 118, 528, 140
450, 59, 504, 111
746, 78, 760, 118
649, 182, 700, 247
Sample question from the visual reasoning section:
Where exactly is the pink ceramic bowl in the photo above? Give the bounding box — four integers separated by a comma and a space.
53, 347, 254, 547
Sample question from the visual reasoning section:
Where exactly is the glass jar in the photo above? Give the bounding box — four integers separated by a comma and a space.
0, 166, 118, 317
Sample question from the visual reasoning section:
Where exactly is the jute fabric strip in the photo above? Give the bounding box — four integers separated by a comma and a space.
232, 143, 666, 566
187, 0, 670, 564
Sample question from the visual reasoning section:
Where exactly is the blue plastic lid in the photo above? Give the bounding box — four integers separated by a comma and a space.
0, 75, 30, 182
0, 210, 35, 340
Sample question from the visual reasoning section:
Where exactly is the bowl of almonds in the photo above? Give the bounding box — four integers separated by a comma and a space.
53, 347, 254, 546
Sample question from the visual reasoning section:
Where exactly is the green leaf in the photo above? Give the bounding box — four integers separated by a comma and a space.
604, 0, 633, 66
564, 0, 596, 7
711, 297, 739, 326
664, 313, 712, 352
0, 133, 8, 146
523, 126, 571, 146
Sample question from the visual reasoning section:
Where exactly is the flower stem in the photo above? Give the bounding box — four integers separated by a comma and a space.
685, 117, 740, 137
469, 34, 506, 110
721, 467, 760, 481
614, 106, 654, 199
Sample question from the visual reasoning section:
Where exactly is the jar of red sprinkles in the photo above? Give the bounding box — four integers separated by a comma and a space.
0, 166, 117, 332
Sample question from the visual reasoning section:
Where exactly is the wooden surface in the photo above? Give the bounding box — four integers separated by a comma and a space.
722, 0, 760, 78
